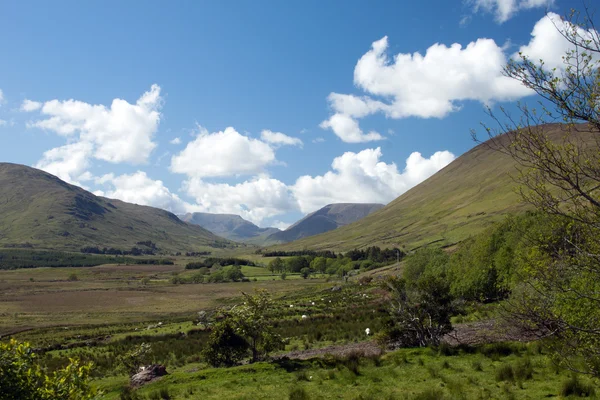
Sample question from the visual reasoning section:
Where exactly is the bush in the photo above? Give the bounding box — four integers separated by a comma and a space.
0, 339, 97, 400
202, 319, 249, 367
560, 374, 596, 397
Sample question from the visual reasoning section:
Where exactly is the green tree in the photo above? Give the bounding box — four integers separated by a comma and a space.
0, 339, 97, 400
310, 256, 327, 274
474, 8, 600, 376
268, 257, 284, 273
202, 319, 249, 367
383, 275, 459, 347
229, 290, 285, 362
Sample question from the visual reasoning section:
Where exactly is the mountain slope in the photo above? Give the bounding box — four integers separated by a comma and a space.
272, 124, 596, 252
179, 212, 280, 243
266, 203, 384, 244
0, 163, 230, 252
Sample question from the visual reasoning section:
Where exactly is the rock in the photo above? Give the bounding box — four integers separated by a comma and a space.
130, 364, 168, 387
331, 286, 342, 292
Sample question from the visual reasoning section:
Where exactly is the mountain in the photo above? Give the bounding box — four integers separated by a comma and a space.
271, 124, 597, 252
265, 203, 384, 244
0, 163, 230, 252
179, 212, 280, 244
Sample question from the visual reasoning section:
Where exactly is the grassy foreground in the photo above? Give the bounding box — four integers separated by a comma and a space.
96, 343, 596, 400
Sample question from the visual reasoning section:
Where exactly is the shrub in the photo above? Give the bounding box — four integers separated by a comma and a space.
495, 364, 514, 382
202, 319, 249, 367
560, 374, 596, 397
0, 339, 97, 400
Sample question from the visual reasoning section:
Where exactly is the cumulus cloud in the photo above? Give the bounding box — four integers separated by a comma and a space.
171, 126, 276, 178
312, 137, 325, 143
20, 99, 42, 112
292, 148, 455, 213
96, 171, 188, 214
261, 130, 303, 147
29, 84, 162, 165
169, 137, 182, 145
0, 89, 4, 105
516, 12, 600, 70
183, 175, 297, 225
321, 34, 534, 141
0, 119, 6, 126
470, 0, 554, 23
35, 141, 94, 186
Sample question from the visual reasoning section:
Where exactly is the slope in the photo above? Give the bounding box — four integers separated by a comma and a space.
272, 124, 596, 252
0, 163, 230, 252
179, 212, 280, 244
266, 203, 384, 244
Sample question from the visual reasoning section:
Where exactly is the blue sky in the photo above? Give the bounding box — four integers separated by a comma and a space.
0, 0, 582, 228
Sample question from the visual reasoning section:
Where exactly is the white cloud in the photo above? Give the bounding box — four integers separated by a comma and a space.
320, 113, 384, 143
312, 137, 325, 143
470, 0, 554, 23
29, 85, 162, 165
20, 99, 42, 112
261, 130, 303, 147
271, 220, 291, 230
35, 141, 94, 186
321, 35, 534, 141
292, 147, 455, 213
0, 89, 4, 105
183, 175, 297, 225
169, 137, 182, 145
354, 36, 532, 118
97, 171, 188, 214
171, 126, 276, 178
516, 12, 600, 70
0, 119, 6, 126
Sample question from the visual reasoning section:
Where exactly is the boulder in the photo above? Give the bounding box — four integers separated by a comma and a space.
130, 364, 168, 387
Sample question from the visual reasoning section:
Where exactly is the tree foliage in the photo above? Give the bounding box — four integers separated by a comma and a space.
383, 275, 459, 347
0, 339, 97, 400
474, 7, 600, 377
203, 290, 285, 366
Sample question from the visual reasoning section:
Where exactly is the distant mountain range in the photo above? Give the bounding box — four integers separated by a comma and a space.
178, 212, 281, 245
265, 203, 384, 244
181, 203, 384, 245
0, 163, 230, 253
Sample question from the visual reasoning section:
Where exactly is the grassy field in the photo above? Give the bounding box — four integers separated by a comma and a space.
0, 261, 324, 334
3, 260, 600, 399
95, 344, 597, 400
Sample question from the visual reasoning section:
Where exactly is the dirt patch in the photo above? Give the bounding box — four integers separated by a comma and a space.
283, 341, 382, 360
444, 319, 539, 346
283, 319, 537, 361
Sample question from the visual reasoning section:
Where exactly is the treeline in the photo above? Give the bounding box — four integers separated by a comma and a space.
172, 265, 246, 284
0, 249, 175, 269
260, 250, 337, 258
267, 246, 404, 277
402, 212, 542, 303
80, 245, 156, 256
185, 257, 256, 270
0, 249, 125, 269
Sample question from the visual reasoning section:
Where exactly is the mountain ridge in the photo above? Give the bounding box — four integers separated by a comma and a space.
270, 123, 596, 252
0, 163, 230, 253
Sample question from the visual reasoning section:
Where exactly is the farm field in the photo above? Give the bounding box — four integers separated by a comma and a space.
0, 261, 323, 335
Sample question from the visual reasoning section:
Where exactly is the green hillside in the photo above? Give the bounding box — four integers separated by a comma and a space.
0, 163, 231, 253
272, 124, 595, 252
